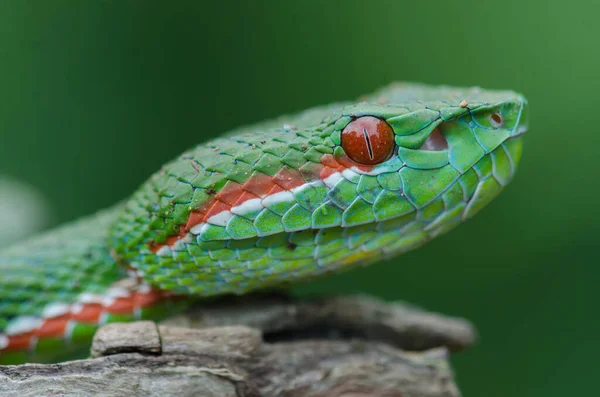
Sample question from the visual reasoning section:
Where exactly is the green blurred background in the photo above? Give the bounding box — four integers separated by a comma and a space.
0, 1, 597, 394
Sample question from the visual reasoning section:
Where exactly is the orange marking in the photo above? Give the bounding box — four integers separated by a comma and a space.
134, 290, 167, 307
233, 191, 260, 208
334, 152, 375, 172
242, 171, 275, 197
320, 166, 339, 180
299, 162, 323, 180
6, 334, 33, 352
272, 167, 305, 191
0, 288, 179, 355
321, 154, 341, 168
150, 150, 373, 249
34, 317, 69, 338
166, 225, 186, 246
71, 303, 103, 323
267, 184, 287, 196
184, 211, 205, 231
215, 181, 244, 206
149, 242, 162, 253
204, 200, 232, 220
106, 297, 134, 315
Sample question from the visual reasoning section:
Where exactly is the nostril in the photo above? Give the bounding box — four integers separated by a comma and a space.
419, 127, 448, 151
489, 113, 504, 128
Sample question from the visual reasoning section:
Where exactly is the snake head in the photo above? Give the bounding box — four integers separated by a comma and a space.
326, 84, 528, 223
110, 83, 528, 296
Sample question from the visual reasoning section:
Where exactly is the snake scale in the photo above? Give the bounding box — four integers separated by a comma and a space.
0, 83, 528, 364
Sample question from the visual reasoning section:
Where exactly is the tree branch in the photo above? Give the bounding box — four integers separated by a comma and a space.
0, 295, 476, 397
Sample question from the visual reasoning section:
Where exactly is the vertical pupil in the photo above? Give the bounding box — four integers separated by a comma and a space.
340, 116, 395, 165
362, 127, 374, 159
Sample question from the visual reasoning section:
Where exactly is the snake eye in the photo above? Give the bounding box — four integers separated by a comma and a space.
489, 112, 504, 128
341, 116, 395, 165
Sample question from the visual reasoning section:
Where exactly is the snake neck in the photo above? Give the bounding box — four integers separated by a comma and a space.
0, 206, 192, 364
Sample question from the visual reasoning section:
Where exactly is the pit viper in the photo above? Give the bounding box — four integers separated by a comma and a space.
0, 83, 528, 364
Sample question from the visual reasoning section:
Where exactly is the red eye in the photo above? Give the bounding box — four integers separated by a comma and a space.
340, 116, 395, 165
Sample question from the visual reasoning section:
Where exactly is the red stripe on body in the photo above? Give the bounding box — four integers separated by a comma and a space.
242, 172, 274, 196
132, 289, 165, 307
217, 181, 245, 206
34, 316, 69, 338
271, 167, 303, 190
5, 334, 34, 352
0, 288, 173, 354
150, 165, 322, 251
71, 303, 103, 323
149, 152, 378, 252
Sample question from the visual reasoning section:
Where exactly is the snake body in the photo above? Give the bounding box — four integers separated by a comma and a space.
0, 83, 528, 364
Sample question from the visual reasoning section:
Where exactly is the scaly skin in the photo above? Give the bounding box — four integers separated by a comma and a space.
0, 83, 528, 364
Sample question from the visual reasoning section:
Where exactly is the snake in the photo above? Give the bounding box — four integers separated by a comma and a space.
0, 83, 528, 364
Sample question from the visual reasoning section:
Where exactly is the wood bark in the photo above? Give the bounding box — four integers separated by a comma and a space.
0, 295, 476, 397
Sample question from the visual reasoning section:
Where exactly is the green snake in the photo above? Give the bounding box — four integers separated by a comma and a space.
0, 83, 528, 364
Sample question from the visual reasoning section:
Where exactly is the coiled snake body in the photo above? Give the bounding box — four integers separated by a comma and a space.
0, 83, 528, 364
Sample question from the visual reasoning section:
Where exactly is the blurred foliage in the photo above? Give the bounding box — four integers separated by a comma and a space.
0, 177, 50, 246
0, 1, 597, 395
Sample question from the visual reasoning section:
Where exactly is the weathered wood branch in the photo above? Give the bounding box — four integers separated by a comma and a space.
0, 295, 476, 397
